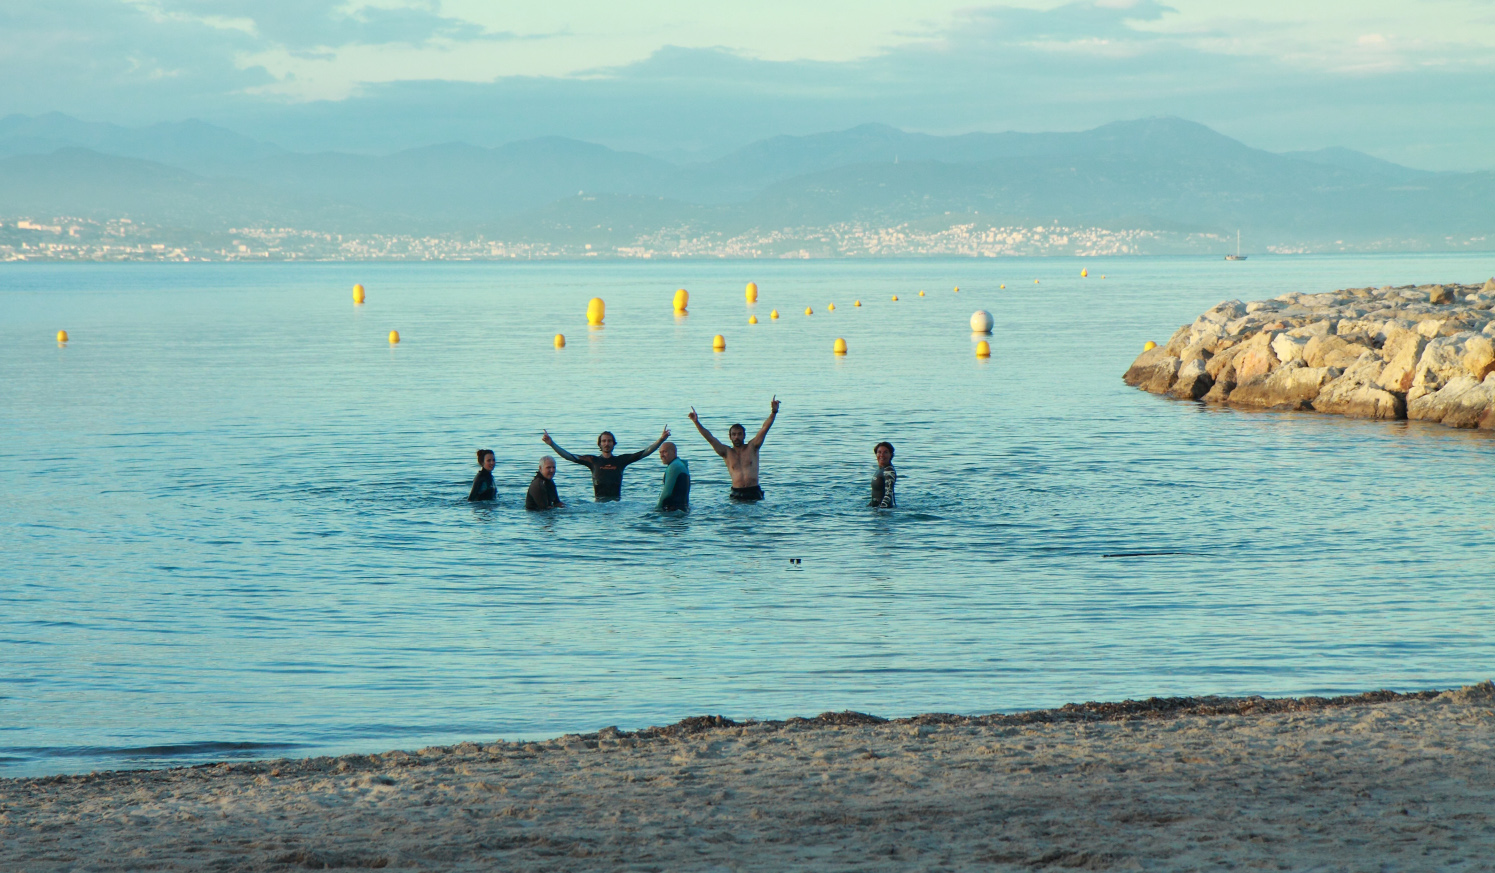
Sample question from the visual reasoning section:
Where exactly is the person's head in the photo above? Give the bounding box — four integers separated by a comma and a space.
728, 423, 747, 447
874, 441, 894, 467
477, 449, 495, 471
538, 455, 556, 479
596, 431, 616, 454
659, 442, 677, 464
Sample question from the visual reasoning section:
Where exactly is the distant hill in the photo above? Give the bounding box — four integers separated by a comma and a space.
0, 113, 1489, 252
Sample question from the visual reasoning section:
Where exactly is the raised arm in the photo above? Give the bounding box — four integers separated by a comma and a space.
541, 430, 584, 465
748, 396, 780, 449
688, 408, 729, 457
622, 426, 671, 463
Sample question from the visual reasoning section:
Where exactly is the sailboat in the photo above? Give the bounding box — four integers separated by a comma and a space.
1225, 230, 1247, 260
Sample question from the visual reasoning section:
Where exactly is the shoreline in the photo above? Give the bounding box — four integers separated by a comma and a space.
5, 683, 1492, 870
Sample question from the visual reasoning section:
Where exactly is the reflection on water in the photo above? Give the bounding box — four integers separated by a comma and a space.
2, 255, 1493, 776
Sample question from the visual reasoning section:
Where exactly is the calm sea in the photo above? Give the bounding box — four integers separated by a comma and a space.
2, 255, 1493, 777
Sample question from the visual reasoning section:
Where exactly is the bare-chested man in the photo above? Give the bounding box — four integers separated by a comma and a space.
688, 397, 779, 502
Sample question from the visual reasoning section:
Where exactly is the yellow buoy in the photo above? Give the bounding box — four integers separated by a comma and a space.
954, 287, 960, 293
854, 300, 862, 307
587, 297, 605, 326
1035, 280, 1040, 284
673, 288, 689, 313
1101, 275, 1106, 279
805, 307, 813, 316
554, 334, 566, 348
352, 284, 365, 304
389, 330, 400, 344
892, 295, 899, 302
745, 282, 758, 303
748, 315, 758, 325
833, 337, 847, 355
56, 330, 69, 343
1081, 268, 1088, 277
976, 340, 991, 358
770, 309, 779, 319
999, 284, 1006, 289
1143, 340, 1157, 351
918, 290, 925, 297
828, 303, 835, 311
713, 334, 726, 351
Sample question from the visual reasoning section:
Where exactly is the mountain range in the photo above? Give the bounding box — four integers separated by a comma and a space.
1, 113, 1490, 251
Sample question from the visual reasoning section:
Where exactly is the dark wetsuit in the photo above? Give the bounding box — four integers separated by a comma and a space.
870, 464, 896, 508
657, 458, 690, 511
730, 485, 765, 502
550, 445, 653, 500
468, 469, 496, 502
525, 474, 562, 511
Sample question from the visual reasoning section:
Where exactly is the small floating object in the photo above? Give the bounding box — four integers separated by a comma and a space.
587, 297, 605, 325
389, 330, 400, 344
748, 315, 758, 324
805, 307, 813, 316
1143, 340, 1157, 351
828, 303, 836, 311
970, 310, 994, 334
745, 282, 758, 303
1081, 268, 1088, 277
854, 300, 862, 307
1101, 275, 1107, 279
892, 295, 899, 302
770, 309, 780, 319
352, 284, 365, 304
56, 330, 68, 343
953, 287, 960, 293
713, 334, 726, 351
554, 334, 566, 348
833, 337, 847, 355
918, 290, 925, 297
999, 284, 1006, 289
976, 340, 991, 358
673, 288, 689, 313
1035, 280, 1040, 284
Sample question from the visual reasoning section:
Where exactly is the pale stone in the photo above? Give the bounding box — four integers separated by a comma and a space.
1313, 354, 1403, 419
1408, 335, 1470, 402
1429, 285, 1454, 305
1234, 332, 1280, 383
1271, 333, 1307, 365
1123, 348, 1181, 395
1408, 375, 1495, 428
1376, 333, 1426, 393
1229, 363, 1338, 410
1416, 320, 1444, 338
1462, 336, 1495, 380
1169, 358, 1214, 400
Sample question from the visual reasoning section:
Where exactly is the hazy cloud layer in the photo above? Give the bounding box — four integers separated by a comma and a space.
1, 1, 1491, 168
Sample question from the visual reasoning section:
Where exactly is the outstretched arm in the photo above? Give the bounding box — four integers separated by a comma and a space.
748, 396, 780, 449
541, 430, 584, 465
688, 408, 729, 457
630, 426, 670, 461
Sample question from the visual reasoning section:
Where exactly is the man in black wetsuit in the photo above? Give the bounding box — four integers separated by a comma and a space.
542, 427, 669, 501
525, 456, 564, 511
468, 449, 496, 501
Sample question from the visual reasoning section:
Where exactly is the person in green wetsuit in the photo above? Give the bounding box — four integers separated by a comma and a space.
542, 427, 669, 501
870, 441, 896, 508
655, 442, 690, 512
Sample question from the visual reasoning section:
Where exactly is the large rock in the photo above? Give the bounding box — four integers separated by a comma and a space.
1463, 336, 1495, 381
1313, 354, 1404, 419
1408, 374, 1495, 428
1124, 347, 1181, 395
1408, 335, 1472, 402
1429, 285, 1454, 304
1271, 333, 1307, 365
1229, 363, 1339, 410
1376, 332, 1427, 393
1233, 332, 1280, 383
1304, 334, 1373, 369
1169, 358, 1214, 400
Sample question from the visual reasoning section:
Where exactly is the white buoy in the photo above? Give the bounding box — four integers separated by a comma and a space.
970, 310, 994, 334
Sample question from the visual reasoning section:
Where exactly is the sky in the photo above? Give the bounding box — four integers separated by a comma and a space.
2, 0, 1493, 168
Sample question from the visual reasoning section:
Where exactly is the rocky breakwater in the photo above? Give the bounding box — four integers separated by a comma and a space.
1125, 279, 1495, 429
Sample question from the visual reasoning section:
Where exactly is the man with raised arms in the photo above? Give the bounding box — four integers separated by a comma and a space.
542, 427, 669, 501
688, 397, 779, 502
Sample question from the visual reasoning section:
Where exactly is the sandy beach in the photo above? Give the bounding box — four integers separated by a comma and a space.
3, 684, 1492, 871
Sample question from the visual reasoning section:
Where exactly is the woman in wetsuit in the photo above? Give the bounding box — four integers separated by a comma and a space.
870, 441, 896, 508
468, 449, 497, 501
541, 427, 669, 500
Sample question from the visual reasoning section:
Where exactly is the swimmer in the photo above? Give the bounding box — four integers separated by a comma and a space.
542, 426, 669, 501
655, 442, 690, 511
525, 455, 564, 511
688, 397, 778, 502
870, 441, 896, 508
468, 449, 497, 501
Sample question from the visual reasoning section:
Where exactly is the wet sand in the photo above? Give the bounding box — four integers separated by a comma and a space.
3, 683, 1492, 871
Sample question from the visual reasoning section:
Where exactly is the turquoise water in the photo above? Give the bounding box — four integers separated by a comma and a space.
2, 255, 1493, 778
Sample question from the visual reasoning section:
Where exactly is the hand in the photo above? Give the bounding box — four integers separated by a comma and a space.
770, 395, 780, 413
688, 407, 699, 422
661, 426, 671, 440
541, 430, 553, 445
